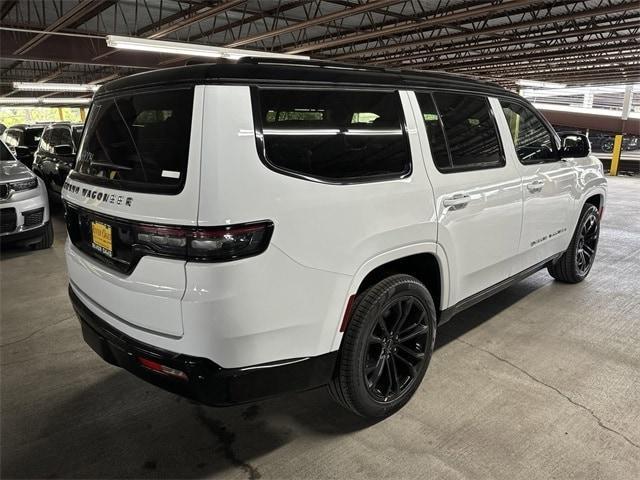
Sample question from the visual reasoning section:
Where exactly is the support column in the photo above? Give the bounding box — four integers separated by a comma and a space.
610, 85, 633, 177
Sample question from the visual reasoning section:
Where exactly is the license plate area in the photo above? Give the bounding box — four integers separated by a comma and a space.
91, 221, 113, 257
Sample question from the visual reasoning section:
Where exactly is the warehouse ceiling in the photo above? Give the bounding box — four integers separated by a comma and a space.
1, 0, 639, 98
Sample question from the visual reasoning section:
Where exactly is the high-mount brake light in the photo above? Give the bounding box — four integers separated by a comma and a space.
133, 221, 274, 262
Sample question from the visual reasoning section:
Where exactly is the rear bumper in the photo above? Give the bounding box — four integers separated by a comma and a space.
70, 285, 338, 406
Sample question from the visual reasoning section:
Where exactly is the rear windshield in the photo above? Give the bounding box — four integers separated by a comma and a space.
75, 88, 194, 194
24, 127, 44, 148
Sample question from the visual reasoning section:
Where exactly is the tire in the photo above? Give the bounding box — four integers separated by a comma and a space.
30, 222, 54, 250
601, 141, 614, 153
548, 204, 600, 283
329, 274, 437, 418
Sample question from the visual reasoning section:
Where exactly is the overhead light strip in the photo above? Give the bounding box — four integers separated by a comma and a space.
105, 35, 310, 61
0, 97, 92, 105
13, 82, 101, 92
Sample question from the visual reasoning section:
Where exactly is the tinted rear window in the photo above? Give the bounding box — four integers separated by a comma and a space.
75, 88, 193, 194
255, 89, 411, 182
423, 93, 504, 171
24, 128, 43, 148
1, 141, 13, 161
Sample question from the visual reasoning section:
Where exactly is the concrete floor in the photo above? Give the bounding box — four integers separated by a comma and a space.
1, 176, 639, 479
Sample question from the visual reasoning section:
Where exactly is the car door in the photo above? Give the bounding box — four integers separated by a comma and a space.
493, 99, 578, 272
410, 91, 523, 307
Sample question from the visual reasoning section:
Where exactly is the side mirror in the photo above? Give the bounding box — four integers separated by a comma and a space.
53, 144, 74, 156
14, 146, 30, 157
560, 133, 591, 158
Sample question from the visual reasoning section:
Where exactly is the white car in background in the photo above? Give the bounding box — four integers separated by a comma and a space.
0, 140, 53, 249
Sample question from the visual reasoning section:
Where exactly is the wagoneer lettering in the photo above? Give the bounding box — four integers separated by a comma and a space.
63, 58, 607, 418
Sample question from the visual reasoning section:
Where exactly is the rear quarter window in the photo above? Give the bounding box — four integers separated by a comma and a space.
254, 89, 411, 183
74, 88, 194, 194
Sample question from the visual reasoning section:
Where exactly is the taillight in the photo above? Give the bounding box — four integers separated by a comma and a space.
133, 220, 274, 262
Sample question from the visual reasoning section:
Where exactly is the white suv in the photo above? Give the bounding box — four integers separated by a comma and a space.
63, 59, 606, 418
1, 140, 53, 249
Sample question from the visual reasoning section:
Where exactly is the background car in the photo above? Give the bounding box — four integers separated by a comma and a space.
1, 124, 45, 168
0, 139, 53, 249
32, 122, 83, 200
590, 132, 639, 152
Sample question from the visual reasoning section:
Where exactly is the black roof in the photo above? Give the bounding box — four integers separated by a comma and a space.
97, 57, 520, 100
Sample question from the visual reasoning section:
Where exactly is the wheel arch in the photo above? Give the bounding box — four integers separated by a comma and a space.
330, 244, 448, 351
584, 192, 604, 211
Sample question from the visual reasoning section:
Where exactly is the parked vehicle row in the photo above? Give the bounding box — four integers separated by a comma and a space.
32, 123, 84, 200
62, 59, 606, 418
1, 122, 83, 201
2, 124, 44, 168
589, 132, 639, 153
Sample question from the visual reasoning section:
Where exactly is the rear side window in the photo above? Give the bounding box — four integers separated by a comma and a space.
75, 88, 193, 194
254, 89, 411, 182
4, 130, 21, 147
500, 100, 558, 164
417, 92, 504, 172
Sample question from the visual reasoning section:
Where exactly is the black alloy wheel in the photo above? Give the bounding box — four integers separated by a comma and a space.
548, 204, 600, 283
328, 274, 436, 418
576, 210, 599, 276
364, 296, 429, 402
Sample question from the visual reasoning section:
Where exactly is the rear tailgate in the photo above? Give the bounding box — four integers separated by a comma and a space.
63, 86, 204, 337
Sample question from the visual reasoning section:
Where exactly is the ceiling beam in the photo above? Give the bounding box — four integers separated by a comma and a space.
146, 0, 247, 39
330, 1, 636, 60
13, 0, 114, 55
454, 52, 640, 75
186, 1, 313, 42
397, 35, 639, 69
0, 0, 17, 20
285, 0, 540, 54
225, 0, 406, 48
373, 20, 640, 65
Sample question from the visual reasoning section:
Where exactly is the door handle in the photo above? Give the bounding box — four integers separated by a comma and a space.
527, 180, 544, 193
443, 193, 471, 209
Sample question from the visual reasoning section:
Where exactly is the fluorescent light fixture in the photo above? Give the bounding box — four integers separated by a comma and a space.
517, 79, 567, 89
0, 97, 37, 105
41, 98, 92, 105
0, 97, 92, 105
106, 35, 310, 61
13, 82, 100, 92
